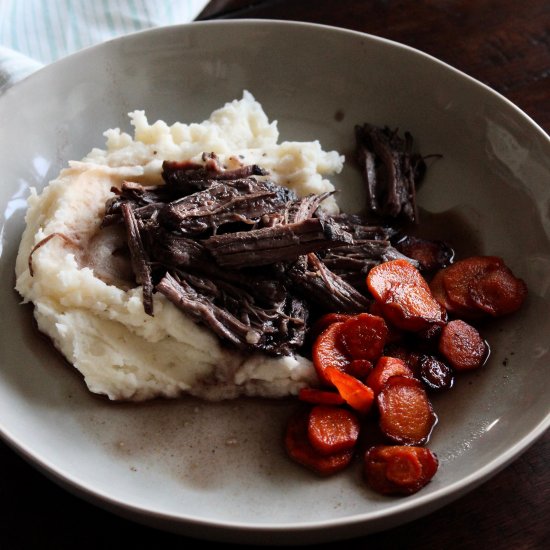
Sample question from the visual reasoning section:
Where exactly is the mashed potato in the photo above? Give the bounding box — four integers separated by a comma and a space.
15, 91, 344, 401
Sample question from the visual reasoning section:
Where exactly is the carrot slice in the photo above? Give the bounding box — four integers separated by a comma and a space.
284, 407, 354, 477
365, 356, 414, 396
364, 445, 439, 495
312, 321, 349, 385
440, 256, 503, 315
307, 405, 360, 456
429, 268, 455, 315
339, 313, 388, 361
469, 265, 527, 317
309, 313, 355, 343
438, 319, 489, 371
380, 282, 446, 332
298, 387, 345, 406
367, 259, 445, 332
369, 300, 404, 343
377, 376, 437, 445
325, 366, 375, 415
368, 258, 432, 295
347, 359, 374, 380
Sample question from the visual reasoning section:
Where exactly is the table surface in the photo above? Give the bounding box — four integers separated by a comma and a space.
1, 1, 549, 548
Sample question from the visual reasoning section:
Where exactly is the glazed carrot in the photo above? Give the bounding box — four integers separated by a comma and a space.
442, 256, 503, 309
307, 405, 361, 456
438, 319, 489, 371
325, 366, 375, 415
366, 259, 446, 332
368, 258, 432, 296
364, 445, 439, 495
312, 321, 349, 385
377, 376, 437, 445
312, 315, 386, 385
429, 268, 455, 315
369, 300, 404, 343
469, 265, 527, 316
339, 313, 388, 361
298, 387, 345, 406
365, 356, 414, 396
418, 355, 455, 391
284, 407, 354, 477
347, 359, 374, 380
309, 313, 354, 343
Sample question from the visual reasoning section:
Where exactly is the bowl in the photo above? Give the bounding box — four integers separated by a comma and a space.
0, 19, 549, 545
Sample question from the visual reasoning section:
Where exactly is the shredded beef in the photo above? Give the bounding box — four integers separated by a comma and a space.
102, 124, 429, 356
355, 124, 427, 224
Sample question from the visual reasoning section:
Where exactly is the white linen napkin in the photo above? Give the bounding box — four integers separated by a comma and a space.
0, 0, 209, 91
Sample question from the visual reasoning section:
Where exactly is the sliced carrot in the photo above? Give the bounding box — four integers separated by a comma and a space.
284, 407, 354, 477
380, 282, 446, 332
364, 445, 439, 495
429, 268, 455, 314
307, 405, 361, 456
309, 313, 355, 343
377, 376, 437, 445
365, 356, 414, 396
438, 319, 489, 371
347, 359, 374, 380
368, 258, 433, 296
369, 300, 404, 343
298, 387, 345, 406
469, 265, 527, 317
366, 259, 445, 332
339, 313, 388, 361
312, 321, 349, 385
325, 366, 375, 415
439, 256, 503, 317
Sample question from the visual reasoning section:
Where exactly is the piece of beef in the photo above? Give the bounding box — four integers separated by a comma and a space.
162, 154, 269, 195
204, 217, 353, 268
159, 178, 296, 235
287, 254, 371, 314
156, 271, 307, 355
120, 202, 154, 315
99, 134, 427, 357
355, 123, 426, 223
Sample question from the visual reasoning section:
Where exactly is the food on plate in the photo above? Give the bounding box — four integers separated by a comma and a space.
284, 406, 355, 477
364, 445, 439, 496
15, 90, 528, 498
286, 250, 526, 495
377, 375, 437, 445
438, 319, 489, 371
15, 91, 351, 401
430, 256, 527, 319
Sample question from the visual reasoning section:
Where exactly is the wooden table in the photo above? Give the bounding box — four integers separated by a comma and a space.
1, 1, 548, 548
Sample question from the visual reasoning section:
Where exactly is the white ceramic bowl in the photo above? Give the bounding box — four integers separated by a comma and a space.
0, 20, 549, 545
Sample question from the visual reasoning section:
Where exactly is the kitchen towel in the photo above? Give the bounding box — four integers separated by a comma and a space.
0, 0, 209, 91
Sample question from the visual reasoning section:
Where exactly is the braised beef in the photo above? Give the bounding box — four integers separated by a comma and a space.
287, 254, 371, 314
355, 124, 426, 223
156, 271, 307, 355
204, 217, 353, 268
102, 123, 430, 356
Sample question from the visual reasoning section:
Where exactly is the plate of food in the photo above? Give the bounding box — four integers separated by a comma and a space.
0, 19, 548, 545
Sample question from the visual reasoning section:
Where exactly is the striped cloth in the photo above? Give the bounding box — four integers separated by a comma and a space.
0, 0, 209, 91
